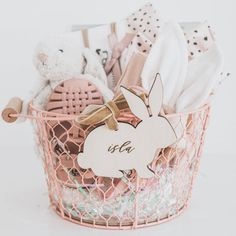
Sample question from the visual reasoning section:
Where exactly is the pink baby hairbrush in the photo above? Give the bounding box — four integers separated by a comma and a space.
46, 78, 105, 186
46, 78, 104, 115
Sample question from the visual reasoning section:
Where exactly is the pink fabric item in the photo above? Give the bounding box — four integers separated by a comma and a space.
125, 4, 214, 63
183, 22, 215, 60
106, 33, 121, 83
104, 3, 162, 82
104, 33, 135, 78
126, 3, 162, 43
119, 3, 163, 70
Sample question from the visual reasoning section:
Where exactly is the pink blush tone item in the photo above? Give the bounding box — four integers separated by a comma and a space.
183, 22, 215, 60
45, 79, 105, 187
126, 3, 162, 43
46, 78, 104, 115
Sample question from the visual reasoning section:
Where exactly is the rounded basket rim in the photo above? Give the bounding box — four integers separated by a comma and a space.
28, 101, 210, 121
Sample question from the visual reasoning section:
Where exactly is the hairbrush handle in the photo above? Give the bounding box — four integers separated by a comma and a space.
2, 97, 23, 123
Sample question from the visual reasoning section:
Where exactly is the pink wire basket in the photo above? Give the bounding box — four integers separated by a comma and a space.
23, 102, 211, 230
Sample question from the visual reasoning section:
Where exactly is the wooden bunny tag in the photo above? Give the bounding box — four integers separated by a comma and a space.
77, 75, 177, 178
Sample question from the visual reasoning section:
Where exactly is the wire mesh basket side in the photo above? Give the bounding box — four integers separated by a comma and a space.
29, 104, 210, 229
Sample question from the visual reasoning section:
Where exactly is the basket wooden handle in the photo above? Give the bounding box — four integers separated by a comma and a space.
1, 97, 23, 123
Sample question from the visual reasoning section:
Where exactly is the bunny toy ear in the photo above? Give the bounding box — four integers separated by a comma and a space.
148, 74, 163, 116
82, 48, 108, 86
120, 87, 149, 121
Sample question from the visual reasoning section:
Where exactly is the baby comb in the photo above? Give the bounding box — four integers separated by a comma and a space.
46, 78, 104, 115
46, 78, 105, 187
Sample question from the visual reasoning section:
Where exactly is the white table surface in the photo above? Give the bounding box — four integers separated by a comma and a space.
0, 146, 235, 236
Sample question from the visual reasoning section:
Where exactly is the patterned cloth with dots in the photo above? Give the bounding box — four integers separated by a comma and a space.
85, 3, 218, 91
126, 3, 163, 55
183, 22, 215, 60
125, 4, 215, 61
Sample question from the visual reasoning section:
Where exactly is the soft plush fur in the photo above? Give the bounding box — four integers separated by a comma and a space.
21, 34, 113, 117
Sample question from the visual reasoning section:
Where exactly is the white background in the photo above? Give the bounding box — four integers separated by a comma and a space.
0, 0, 235, 235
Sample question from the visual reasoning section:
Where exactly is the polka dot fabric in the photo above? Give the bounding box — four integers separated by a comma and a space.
128, 33, 153, 55
126, 4, 215, 61
126, 3, 162, 45
183, 22, 215, 60
106, 4, 217, 91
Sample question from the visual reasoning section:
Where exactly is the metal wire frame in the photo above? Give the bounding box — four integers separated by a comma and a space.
26, 103, 210, 230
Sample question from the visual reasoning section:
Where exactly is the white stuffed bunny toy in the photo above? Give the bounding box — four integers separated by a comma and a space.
21, 34, 113, 117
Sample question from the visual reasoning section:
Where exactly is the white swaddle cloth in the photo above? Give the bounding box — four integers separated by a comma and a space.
141, 21, 188, 109
62, 5, 224, 114
175, 43, 224, 112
